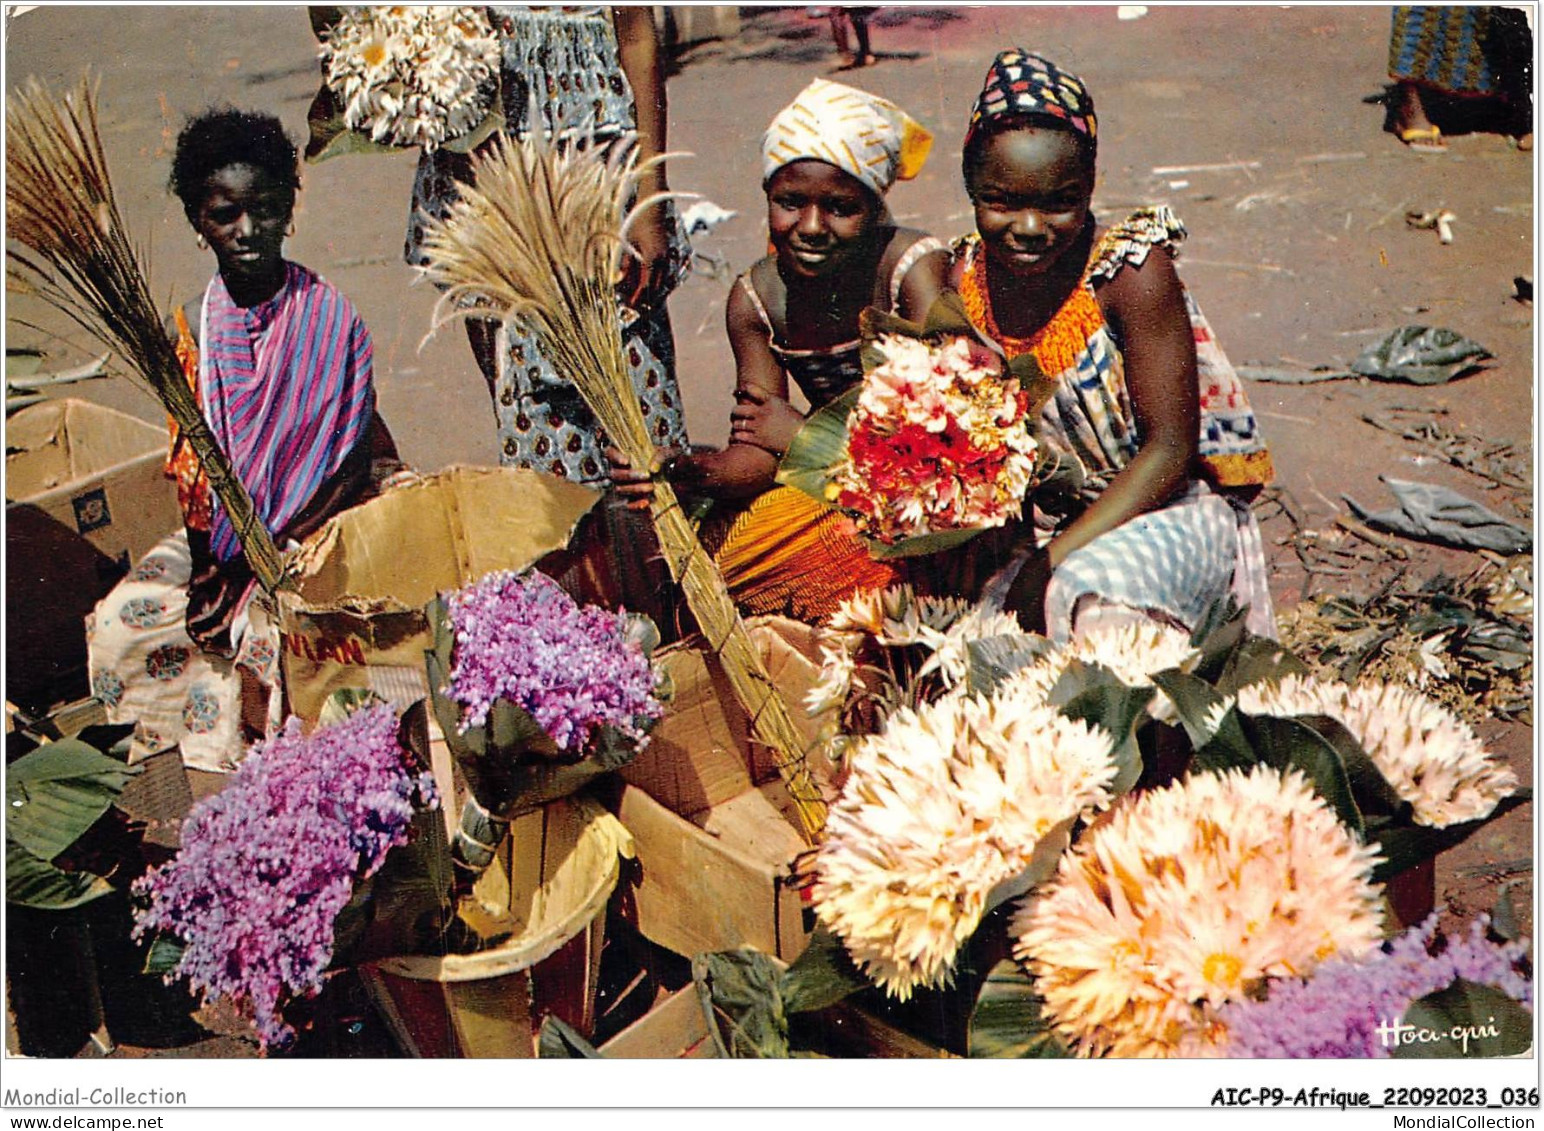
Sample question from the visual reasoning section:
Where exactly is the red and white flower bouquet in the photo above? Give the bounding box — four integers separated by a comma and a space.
778, 296, 1054, 558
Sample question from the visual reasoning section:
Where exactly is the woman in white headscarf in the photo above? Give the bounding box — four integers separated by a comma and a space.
614, 78, 948, 623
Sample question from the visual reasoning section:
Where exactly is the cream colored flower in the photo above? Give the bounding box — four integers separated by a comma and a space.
1012, 765, 1385, 1057
997, 620, 1198, 722
814, 685, 1117, 1000
323, 7, 499, 152
1236, 674, 1518, 828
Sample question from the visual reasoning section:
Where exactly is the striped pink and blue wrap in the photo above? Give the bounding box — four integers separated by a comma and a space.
199, 261, 374, 562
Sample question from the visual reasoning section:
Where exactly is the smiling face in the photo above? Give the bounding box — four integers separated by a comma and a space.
766, 159, 882, 280
192, 162, 293, 292
966, 125, 1094, 278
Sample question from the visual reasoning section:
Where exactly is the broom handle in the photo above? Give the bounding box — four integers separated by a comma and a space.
648, 484, 828, 842
155, 366, 290, 593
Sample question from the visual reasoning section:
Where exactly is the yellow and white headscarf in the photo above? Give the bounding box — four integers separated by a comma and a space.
760, 78, 933, 197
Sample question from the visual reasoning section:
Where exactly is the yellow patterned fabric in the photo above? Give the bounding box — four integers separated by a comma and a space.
711, 487, 902, 622
761, 78, 932, 196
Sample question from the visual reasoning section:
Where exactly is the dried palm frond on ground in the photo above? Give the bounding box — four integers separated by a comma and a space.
1362, 406, 1531, 496
418, 128, 827, 840
1277, 555, 1533, 724
6, 75, 287, 591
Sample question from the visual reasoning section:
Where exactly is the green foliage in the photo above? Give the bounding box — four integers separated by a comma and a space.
964, 633, 1055, 698
537, 1015, 603, 1058
780, 926, 871, 1016
5, 843, 113, 909
967, 959, 1069, 1058
1392, 979, 1532, 1058
775, 385, 858, 504
5, 737, 138, 910
691, 949, 790, 1058
1048, 659, 1154, 798
142, 934, 187, 977
1368, 791, 1532, 883
6, 738, 139, 860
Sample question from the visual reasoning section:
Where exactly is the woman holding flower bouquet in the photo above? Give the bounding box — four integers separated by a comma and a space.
954, 51, 1277, 643
613, 78, 949, 623
89, 109, 397, 777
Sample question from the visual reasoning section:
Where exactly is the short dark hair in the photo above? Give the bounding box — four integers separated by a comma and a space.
962, 112, 1098, 193
170, 108, 300, 220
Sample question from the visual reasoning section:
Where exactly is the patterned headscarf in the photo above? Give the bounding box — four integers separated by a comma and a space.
761, 78, 933, 197
965, 49, 1097, 151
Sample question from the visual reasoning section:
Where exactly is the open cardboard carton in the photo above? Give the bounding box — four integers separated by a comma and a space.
6, 398, 182, 709
277, 465, 599, 725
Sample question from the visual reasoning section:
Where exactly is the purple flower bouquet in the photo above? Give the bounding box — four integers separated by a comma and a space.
131, 703, 437, 1049
425, 570, 663, 869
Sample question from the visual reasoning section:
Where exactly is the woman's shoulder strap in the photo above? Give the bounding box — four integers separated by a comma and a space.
884, 231, 948, 311
735, 267, 778, 337
1085, 205, 1188, 285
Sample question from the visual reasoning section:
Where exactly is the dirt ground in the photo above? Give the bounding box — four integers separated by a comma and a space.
4, 3, 1535, 1055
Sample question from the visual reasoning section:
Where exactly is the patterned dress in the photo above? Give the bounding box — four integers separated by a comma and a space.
955, 207, 1277, 642
1389, 6, 1533, 101
404, 5, 690, 485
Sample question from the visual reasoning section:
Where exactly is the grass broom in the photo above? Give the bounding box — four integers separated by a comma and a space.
417, 130, 828, 842
5, 74, 288, 593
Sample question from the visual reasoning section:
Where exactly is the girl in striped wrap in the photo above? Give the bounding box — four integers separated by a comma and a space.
88, 109, 400, 776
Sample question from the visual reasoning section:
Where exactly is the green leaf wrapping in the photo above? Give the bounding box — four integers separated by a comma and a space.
1368, 791, 1532, 883
1235, 714, 1366, 837
1391, 979, 1532, 1058
142, 934, 187, 977
1048, 659, 1154, 799
780, 926, 871, 1016
5, 839, 113, 909
5, 738, 139, 861
967, 959, 1070, 1058
775, 385, 858, 505
692, 949, 789, 1058
965, 632, 1055, 698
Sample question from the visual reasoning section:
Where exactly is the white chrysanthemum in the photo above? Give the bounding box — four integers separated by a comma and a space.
813, 684, 1118, 1001
805, 640, 858, 717
1237, 673, 1519, 828
996, 621, 1198, 722
913, 604, 1024, 689
1012, 765, 1385, 1057
322, 7, 500, 152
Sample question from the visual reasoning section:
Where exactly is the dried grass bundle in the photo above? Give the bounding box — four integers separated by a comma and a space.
6, 75, 286, 591
419, 130, 827, 840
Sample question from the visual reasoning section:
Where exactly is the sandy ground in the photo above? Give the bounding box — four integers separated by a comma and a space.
4, 3, 1535, 1055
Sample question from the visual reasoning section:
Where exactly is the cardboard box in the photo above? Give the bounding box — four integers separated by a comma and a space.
617, 780, 812, 964
619, 615, 833, 819
6, 398, 181, 709
276, 465, 599, 726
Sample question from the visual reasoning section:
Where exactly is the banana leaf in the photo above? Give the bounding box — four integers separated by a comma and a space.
775, 385, 857, 504
1047, 659, 1154, 798
780, 925, 870, 1016
1392, 980, 1532, 1058
5, 738, 138, 862
5, 839, 114, 910
967, 959, 1070, 1059
965, 632, 1055, 697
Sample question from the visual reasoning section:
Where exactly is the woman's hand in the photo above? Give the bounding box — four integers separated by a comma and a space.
729, 386, 805, 458
621, 203, 675, 312
607, 444, 685, 511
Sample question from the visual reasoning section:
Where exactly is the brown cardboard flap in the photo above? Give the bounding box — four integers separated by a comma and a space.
280, 466, 600, 725
6, 399, 167, 499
